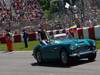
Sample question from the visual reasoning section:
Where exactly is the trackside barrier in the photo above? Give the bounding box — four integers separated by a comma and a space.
48, 31, 53, 36
28, 32, 37, 41
0, 36, 6, 43
14, 34, 22, 42
0, 32, 7, 43
0, 26, 100, 43
88, 26, 95, 40
94, 25, 100, 40
77, 28, 84, 39
83, 27, 89, 39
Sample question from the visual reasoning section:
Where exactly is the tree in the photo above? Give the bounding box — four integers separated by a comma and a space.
50, 0, 60, 13
38, 0, 50, 10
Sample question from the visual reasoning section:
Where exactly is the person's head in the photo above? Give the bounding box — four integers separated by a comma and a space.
6, 33, 11, 37
23, 29, 27, 33
22, 29, 25, 32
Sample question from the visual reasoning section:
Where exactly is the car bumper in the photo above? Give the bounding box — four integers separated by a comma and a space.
69, 50, 97, 57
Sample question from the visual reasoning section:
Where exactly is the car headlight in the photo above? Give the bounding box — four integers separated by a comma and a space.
70, 44, 77, 50
89, 40, 96, 46
92, 41, 96, 46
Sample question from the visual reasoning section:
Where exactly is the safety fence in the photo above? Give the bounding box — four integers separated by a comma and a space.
0, 25, 100, 43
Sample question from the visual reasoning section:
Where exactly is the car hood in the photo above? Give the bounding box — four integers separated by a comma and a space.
54, 39, 76, 44
54, 39, 91, 45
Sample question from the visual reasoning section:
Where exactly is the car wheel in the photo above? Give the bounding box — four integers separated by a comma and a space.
88, 52, 97, 62
36, 51, 43, 64
60, 50, 69, 65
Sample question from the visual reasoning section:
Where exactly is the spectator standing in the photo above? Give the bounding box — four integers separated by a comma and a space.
5, 32, 14, 52
23, 30, 29, 48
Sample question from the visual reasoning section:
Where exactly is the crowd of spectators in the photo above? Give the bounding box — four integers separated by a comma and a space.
0, 0, 100, 32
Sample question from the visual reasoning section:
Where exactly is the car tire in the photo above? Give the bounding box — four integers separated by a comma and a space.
88, 52, 97, 62
36, 51, 43, 64
60, 50, 69, 66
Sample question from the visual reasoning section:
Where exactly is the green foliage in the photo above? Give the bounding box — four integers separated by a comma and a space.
50, 0, 60, 13
43, 10, 52, 19
38, 0, 60, 19
38, 0, 50, 10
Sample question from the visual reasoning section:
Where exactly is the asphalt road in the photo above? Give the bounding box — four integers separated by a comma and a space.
0, 51, 100, 75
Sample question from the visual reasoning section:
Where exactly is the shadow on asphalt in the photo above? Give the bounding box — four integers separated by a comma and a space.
30, 59, 96, 68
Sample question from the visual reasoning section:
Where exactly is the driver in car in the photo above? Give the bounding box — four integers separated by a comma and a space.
38, 28, 49, 45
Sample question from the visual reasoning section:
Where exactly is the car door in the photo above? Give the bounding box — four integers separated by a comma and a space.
41, 44, 60, 61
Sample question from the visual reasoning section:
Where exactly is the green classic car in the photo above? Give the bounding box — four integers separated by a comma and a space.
32, 33, 97, 65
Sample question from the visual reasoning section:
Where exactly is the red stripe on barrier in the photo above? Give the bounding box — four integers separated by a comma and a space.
28, 32, 37, 41
0, 37, 6, 43
77, 28, 84, 39
14, 34, 21, 42
88, 27, 95, 40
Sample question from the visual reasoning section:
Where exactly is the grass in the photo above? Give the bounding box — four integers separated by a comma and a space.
0, 41, 39, 51
96, 40, 100, 50
0, 40, 100, 51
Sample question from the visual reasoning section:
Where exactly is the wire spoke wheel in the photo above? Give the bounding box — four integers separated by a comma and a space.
36, 51, 42, 64
60, 51, 68, 65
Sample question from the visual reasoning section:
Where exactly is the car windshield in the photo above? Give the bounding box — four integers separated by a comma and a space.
54, 34, 67, 40
53, 33, 74, 40
47, 33, 75, 44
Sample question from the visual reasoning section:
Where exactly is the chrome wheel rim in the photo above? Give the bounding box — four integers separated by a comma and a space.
61, 51, 67, 64
36, 52, 41, 63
